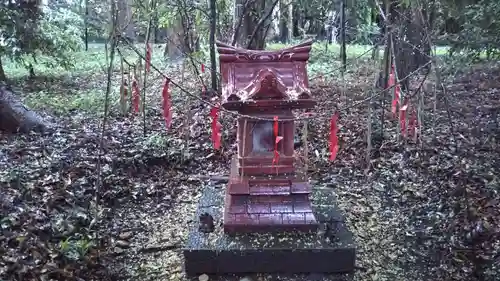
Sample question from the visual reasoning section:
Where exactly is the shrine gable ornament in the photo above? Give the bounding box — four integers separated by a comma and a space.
217, 40, 315, 110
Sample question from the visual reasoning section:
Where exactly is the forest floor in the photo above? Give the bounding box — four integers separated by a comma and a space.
0, 44, 499, 281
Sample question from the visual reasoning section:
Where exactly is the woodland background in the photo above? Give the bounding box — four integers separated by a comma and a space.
0, 0, 499, 281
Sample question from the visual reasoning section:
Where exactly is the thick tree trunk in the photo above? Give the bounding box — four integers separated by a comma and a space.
279, 0, 291, 42
292, 6, 305, 38
209, 0, 217, 91
117, 0, 136, 41
0, 57, 6, 82
345, 0, 358, 42
232, 0, 245, 45
233, 0, 277, 50
164, 17, 191, 61
164, 0, 199, 61
287, 1, 293, 41
340, 0, 346, 70
393, 4, 418, 93
84, 0, 89, 51
0, 84, 49, 133
239, 0, 264, 49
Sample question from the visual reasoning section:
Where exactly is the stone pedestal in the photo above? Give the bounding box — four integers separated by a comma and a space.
183, 186, 356, 276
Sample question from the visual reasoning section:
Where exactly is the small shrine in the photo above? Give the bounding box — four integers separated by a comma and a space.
183, 41, 355, 277
216, 40, 318, 234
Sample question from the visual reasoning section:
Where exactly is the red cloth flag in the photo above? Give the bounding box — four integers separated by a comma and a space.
329, 113, 340, 161
210, 105, 221, 150
389, 65, 400, 117
388, 65, 395, 87
272, 116, 283, 171
391, 84, 400, 117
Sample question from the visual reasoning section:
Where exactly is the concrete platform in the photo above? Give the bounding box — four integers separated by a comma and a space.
183, 186, 356, 276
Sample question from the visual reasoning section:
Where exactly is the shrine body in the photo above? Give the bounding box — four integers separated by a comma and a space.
216, 40, 318, 234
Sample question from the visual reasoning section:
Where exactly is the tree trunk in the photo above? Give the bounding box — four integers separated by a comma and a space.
267, 3, 279, 41
370, 0, 381, 60
279, 0, 290, 42
232, 0, 245, 45
346, 0, 358, 42
287, 1, 293, 41
117, 0, 135, 41
164, 1, 199, 61
413, 5, 432, 71
209, 0, 218, 91
84, 0, 89, 50
0, 57, 6, 82
292, 6, 305, 38
393, 3, 413, 93
0, 84, 49, 133
238, 0, 264, 48
152, 14, 158, 43
233, 0, 277, 50
340, 0, 346, 71
164, 17, 187, 61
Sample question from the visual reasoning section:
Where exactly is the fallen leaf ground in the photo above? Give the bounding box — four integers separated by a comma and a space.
1, 45, 499, 281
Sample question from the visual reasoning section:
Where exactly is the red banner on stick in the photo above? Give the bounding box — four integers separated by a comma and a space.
272, 116, 283, 171
388, 65, 395, 87
329, 113, 339, 161
210, 105, 221, 150
389, 65, 400, 117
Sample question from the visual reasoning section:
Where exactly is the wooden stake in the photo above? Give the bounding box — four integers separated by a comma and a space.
302, 119, 309, 177
142, 6, 154, 136
128, 65, 133, 112
418, 81, 424, 145
389, 36, 401, 142
183, 109, 192, 161
132, 65, 138, 111
120, 56, 126, 114
366, 64, 378, 173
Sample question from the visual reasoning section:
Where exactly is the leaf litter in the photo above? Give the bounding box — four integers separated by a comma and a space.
0, 60, 499, 281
